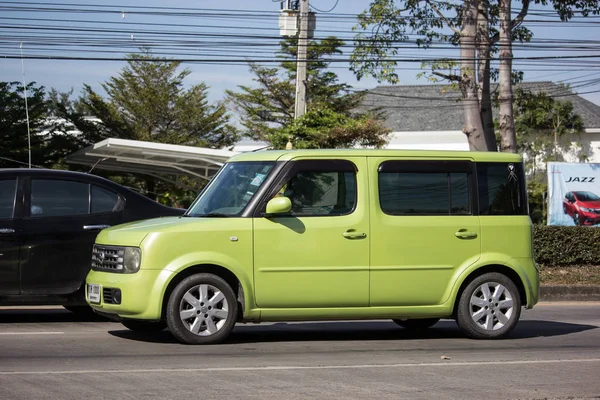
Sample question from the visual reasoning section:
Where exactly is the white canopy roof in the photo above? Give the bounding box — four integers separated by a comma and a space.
66, 138, 239, 183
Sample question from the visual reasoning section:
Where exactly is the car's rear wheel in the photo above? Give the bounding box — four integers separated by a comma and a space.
392, 318, 440, 331
456, 272, 521, 339
121, 320, 167, 332
166, 273, 238, 345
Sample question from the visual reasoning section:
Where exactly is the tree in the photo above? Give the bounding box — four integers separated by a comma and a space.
512, 87, 585, 169
0, 81, 61, 169
507, 87, 585, 223
269, 108, 389, 149
351, 0, 600, 152
52, 50, 238, 201
226, 37, 390, 149
76, 50, 238, 149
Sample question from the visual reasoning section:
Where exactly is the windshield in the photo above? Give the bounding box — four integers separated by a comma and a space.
575, 191, 600, 202
186, 161, 276, 217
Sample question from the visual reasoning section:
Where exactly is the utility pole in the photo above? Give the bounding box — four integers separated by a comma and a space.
294, 0, 309, 119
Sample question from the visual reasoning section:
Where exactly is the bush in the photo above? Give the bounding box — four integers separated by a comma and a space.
534, 226, 600, 266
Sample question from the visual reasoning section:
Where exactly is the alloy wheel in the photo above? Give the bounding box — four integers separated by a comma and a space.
179, 284, 229, 336
469, 281, 514, 331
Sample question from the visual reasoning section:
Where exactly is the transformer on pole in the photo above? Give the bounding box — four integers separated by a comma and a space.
279, 1, 316, 38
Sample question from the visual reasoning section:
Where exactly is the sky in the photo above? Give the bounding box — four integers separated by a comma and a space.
1, 0, 599, 109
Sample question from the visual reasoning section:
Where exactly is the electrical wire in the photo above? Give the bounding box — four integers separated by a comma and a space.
310, 0, 340, 13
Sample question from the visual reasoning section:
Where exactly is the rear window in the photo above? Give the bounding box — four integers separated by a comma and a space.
477, 162, 527, 215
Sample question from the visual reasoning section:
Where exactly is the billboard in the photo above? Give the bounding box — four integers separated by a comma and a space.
547, 162, 600, 226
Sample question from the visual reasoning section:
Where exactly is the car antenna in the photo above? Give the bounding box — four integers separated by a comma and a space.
88, 157, 108, 174
250, 145, 273, 152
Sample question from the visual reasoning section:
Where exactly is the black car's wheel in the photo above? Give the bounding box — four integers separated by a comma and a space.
456, 272, 521, 339
392, 318, 440, 330
166, 273, 238, 345
121, 320, 167, 332
574, 212, 581, 226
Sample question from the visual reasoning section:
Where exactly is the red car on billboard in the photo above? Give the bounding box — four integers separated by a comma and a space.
563, 191, 600, 226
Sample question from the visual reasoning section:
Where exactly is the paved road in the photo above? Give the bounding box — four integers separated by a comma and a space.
0, 303, 599, 400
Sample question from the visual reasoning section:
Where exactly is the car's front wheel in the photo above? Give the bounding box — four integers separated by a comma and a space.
456, 272, 521, 339
166, 273, 238, 345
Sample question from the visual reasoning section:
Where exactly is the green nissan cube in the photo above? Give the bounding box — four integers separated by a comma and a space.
86, 149, 539, 344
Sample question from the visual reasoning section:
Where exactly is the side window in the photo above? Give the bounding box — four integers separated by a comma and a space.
91, 186, 119, 214
378, 160, 471, 216
477, 162, 527, 215
31, 179, 90, 217
0, 179, 17, 220
276, 160, 357, 217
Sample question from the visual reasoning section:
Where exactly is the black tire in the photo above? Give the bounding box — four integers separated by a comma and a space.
392, 318, 440, 330
574, 212, 581, 226
456, 272, 521, 339
121, 320, 167, 332
166, 273, 238, 345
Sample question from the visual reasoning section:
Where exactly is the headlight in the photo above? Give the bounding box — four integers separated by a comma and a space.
123, 247, 142, 273
580, 207, 592, 212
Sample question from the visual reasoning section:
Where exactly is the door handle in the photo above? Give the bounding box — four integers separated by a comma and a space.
343, 230, 367, 239
83, 225, 111, 231
455, 230, 478, 239
0, 228, 15, 234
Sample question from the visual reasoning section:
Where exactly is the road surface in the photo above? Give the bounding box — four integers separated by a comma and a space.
0, 303, 599, 400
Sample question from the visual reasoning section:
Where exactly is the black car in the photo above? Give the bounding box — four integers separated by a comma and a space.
0, 168, 185, 311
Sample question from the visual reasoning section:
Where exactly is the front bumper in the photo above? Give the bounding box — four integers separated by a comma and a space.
579, 213, 600, 226
85, 268, 175, 320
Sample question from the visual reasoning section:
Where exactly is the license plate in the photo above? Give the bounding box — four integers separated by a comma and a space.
88, 284, 101, 304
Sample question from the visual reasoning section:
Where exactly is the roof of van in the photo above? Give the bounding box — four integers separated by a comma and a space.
228, 149, 523, 163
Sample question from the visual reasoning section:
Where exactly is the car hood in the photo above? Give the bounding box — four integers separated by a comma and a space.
95, 216, 230, 247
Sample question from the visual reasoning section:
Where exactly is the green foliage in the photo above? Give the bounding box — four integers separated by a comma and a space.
534, 226, 600, 266
510, 87, 586, 171
269, 108, 390, 150
76, 50, 238, 148
527, 179, 547, 225
351, 0, 599, 85
226, 37, 389, 148
0, 81, 82, 169
48, 49, 239, 205
352, 0, 462, 84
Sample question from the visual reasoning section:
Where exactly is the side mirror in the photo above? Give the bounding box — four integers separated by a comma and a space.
265, 197, 292, 217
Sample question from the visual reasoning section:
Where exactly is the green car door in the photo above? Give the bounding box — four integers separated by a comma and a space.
253, 157, 370, 309
368, 157, 481, 307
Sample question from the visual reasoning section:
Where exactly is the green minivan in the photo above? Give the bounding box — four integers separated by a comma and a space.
85, 149, 539, 344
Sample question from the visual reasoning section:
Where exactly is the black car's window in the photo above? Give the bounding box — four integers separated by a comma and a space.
0, 179, 17, 220
273, 160, 357, 217
31, 179, 89, 217
91, 185, 119, 214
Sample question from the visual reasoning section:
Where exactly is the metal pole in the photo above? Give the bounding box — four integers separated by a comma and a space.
20, 42, 32, 168
294, 0, 308, 120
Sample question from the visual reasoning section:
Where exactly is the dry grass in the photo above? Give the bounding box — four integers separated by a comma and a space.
539, 265, 600, 286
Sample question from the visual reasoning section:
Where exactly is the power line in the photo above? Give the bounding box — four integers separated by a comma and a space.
310, 0, 339, 13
